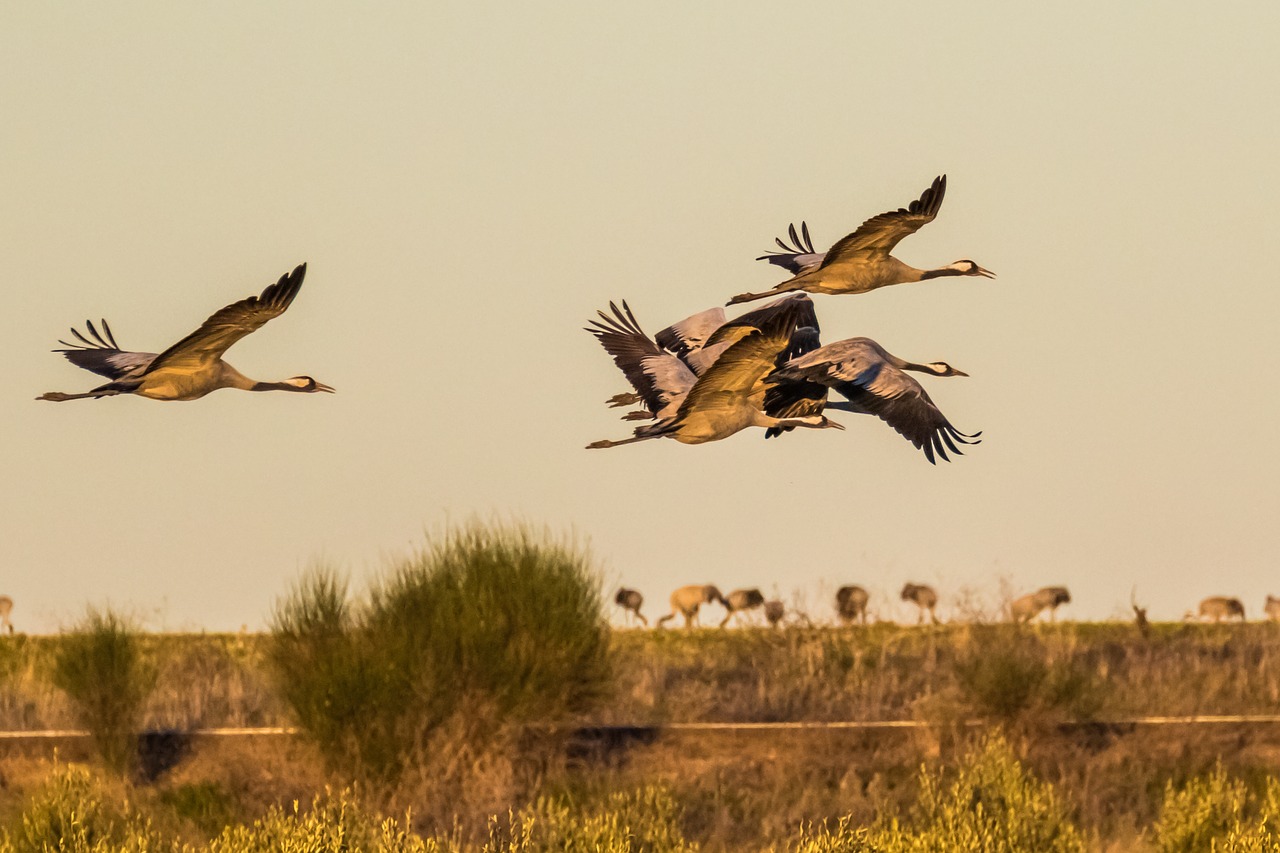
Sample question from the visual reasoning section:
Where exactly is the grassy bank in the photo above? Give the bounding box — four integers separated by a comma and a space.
6, 621, 1278, 731
4, 622, 1280, 849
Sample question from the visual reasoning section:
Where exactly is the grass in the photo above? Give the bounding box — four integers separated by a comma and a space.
7, 615, 1280, 847
50, 608, 157, 778
14, 739, 1280, 851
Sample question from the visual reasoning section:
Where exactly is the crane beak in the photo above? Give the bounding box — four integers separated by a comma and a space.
976, 266, 996, 279
952, 368, 969, 378
315, 381, 336, 393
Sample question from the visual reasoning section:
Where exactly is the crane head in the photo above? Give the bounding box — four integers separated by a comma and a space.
948, 259, 996, 278
287, 376, 335, 393
925, 362, 968, 378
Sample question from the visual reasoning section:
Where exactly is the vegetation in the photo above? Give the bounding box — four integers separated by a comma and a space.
267, 522, 610, 786
8, 591, 1280, 848
50, 608, 158, 778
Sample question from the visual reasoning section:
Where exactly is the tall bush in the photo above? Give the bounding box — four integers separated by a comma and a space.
268, 521, 610, 785
51, 608, 157, 777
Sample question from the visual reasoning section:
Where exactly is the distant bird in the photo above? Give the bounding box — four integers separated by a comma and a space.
0, 596, 12, 635
763, 599, 786, 628
615, 588, 648, 626
1195, 596, 1245, 623
719, 588, 766, 627
1010, 587, 1071, 623
764, 337, 978, 464
901, 583, 940, 625
657, 584, 727, 629
38, 264, 333, 402
587, 294, 844, 448
836, 585, 870, 625
1264, 596, 1280, 622
728, 175, 995, 305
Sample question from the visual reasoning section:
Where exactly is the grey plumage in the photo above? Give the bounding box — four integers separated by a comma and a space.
730, 175, 995, 305
38, 264, 334, 402
765, 337, 979, 463
587, 295, 844, 448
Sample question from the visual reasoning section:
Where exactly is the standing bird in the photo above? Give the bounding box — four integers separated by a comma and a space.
719, 588, 766, 627
901, 583, 940, 624
728, 175, 995, 305
0, 596, 12, 635
587, 294, 844, 448
764, 337, 978, 464
38, 264, 333, 402
615, 588, 648, 626
1010, 587, 1072, 623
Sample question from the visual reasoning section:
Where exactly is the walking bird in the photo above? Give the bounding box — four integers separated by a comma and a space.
586, 294, 843, 448
37, 264, 333, 402
728, 175, 995, 305
763, 337, 978, 464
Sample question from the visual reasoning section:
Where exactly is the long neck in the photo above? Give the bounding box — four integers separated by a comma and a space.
249, 379, 305, 392
919, 264, 966, 281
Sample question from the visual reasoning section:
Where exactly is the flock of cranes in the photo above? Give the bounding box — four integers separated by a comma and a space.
615, 585, 1280, 629
585, 175, 993, 461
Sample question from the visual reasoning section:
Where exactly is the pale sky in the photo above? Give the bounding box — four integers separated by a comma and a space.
4, 2, 1279, 632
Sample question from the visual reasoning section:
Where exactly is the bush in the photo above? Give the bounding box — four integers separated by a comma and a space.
488, 786, 698, 852
1153, 765, 1280, 853
950, 628, 1101, 727
269, 521, 610, 786
51, 608, 157, 777
868, 735, 1084, 853
207, 789, 434, 853
0, 764, 169, 853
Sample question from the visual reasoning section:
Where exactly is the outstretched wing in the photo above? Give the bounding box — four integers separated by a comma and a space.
679, 298, 817, 420
143, 263, 308, 374
773, 337, 978, 463
820, 175, 946, 264
654, 306, 727, 375
53, 319, 157, 379
756, 222, 826, 275
585, 301, 696, 418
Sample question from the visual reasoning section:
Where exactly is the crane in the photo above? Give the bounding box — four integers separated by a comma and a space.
728, 175, 994, 305
764, 337, 978, 463
37, 264, 333, 402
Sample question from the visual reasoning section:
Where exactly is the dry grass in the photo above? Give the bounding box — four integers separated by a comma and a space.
5, 621, 1280, 849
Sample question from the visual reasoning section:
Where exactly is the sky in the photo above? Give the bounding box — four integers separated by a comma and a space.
3, 2, 1279, 632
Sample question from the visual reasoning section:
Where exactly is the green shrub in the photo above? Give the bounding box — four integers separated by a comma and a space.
206, 789, 434, 853
269, 522, 610, 785
0, 764, 170, 853
951, 628, 1101, 726
487, 786, 698, 852
868, 735, 1085, 853
1152, 765, 1280, 853
51, 608, 157, 777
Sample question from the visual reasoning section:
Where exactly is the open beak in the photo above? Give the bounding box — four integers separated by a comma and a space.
976, 266, 997, 279
316, 382, 336, 393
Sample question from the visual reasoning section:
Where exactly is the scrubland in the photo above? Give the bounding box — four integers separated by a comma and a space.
4, 524, 1280, 850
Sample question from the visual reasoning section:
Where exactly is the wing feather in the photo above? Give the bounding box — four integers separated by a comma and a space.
586, 301, 696, 418
53, 320, 156, 380
820, 175, 946, 264
143, 263, 308, 374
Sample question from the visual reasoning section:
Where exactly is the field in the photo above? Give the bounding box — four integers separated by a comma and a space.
4, 621, 1280, 850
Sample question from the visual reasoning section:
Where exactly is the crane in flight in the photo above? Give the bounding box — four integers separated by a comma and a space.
37, 263, 333, 402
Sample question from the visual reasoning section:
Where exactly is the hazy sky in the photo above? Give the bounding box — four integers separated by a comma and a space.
4, 2, 1279, 632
